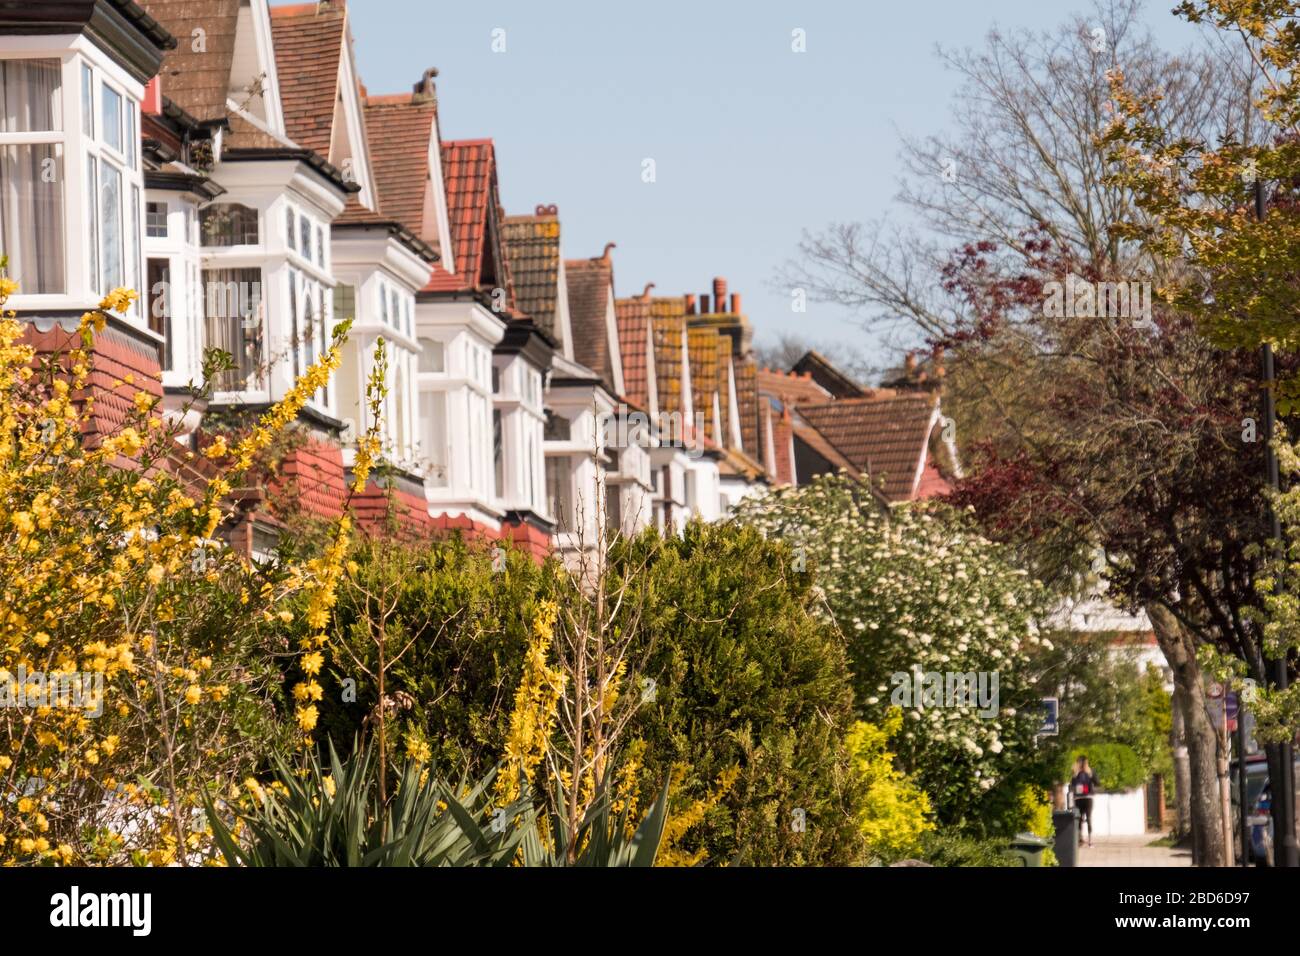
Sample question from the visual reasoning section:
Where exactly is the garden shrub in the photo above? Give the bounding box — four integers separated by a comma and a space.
613, 520, 866, 865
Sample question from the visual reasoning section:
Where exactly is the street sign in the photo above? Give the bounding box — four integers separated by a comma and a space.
1038, 697, 1059, 736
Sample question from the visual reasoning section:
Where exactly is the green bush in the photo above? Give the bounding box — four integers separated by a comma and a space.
917, 831, 1019, 867
1062, 742, 1146, 792
613, 521, 866, 866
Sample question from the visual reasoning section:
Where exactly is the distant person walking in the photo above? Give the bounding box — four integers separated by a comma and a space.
1071, 756, 1099, 848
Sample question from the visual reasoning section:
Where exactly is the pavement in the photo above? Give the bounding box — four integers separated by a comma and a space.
1074, 833, 1193, 867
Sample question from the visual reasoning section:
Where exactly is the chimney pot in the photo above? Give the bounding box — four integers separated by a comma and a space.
684, 294, 696, 313
904, 352, 917, 374
730, 292, 741, 314
713, 277, 727, 310
600, 242, 617, 261
698, 294, 710, 314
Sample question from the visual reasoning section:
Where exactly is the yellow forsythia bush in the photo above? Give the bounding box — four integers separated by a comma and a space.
847, 709, 934, 862
0, 279, 373, 865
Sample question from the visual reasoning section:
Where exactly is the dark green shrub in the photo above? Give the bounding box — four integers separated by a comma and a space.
613, 520, 866, 865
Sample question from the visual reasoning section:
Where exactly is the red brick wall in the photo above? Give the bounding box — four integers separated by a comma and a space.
275, 440, 348, 523
23, 321, 163, 442
500, 518, 552, 564
354, 480, 437, 540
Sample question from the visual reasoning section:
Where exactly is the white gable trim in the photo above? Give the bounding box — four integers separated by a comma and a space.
604, 286, 625, 396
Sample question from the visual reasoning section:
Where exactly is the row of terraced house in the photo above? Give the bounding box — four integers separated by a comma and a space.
0, 0, 958, 560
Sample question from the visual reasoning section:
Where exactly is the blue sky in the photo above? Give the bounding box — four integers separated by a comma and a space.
349, 0, 1202, 370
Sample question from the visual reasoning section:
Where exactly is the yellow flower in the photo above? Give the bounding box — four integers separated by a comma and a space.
146, 563, 165, 586
296, 705, 318, 732
184, 685, 202, 705
300, 651, 323, 676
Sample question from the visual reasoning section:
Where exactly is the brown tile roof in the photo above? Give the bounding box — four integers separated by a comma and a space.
223, 111, 287, 150
796, 393, 938, 502
269, 3, 346, 158
565, 251, 617, 388
143, 0, 241, 122
341, 94, 436, 240
614, 294, 653, 409
501, 207, 562, 339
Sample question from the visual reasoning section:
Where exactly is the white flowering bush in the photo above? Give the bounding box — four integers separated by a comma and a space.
734, 473, 1053, 829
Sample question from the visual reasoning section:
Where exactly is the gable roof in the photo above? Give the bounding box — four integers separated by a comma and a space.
269, 2, 346, 158
347, 93, 438, 236
792, 350, 867, 399
142, 0, 242, 123
614, 294, 653, 410
424, 139, 509, 296
796, 393, 939, 502
502, 207, 562, 339
565, 251, 617, 389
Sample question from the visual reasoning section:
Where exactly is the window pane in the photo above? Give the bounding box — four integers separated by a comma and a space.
493, 408, 503, 499
146, 202, 168, 238
131, 184, 141, 310
102, 84, 122, 154
125, 102, 137, 170
0, 144, 65, 294
288, 270, 300, 378
0, 59, 62, 133
147, 258, 171, 368
100, 163, 122, 292
299, 214, 311, 258
200, 203, 258, 246
420, 390, 448, 487
203, 267, 263, 390
86, 155, 98, 294
314, 225, 324, 266
418, 338, 444, 373
81, 64, 93, 137
285, 205, 295, 250
334, 283, 355, 325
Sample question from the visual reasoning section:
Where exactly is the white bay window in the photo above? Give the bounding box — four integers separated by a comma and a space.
0, 59, 65, 294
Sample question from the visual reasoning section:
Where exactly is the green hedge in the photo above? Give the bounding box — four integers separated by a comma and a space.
1062, 742, 1146, 792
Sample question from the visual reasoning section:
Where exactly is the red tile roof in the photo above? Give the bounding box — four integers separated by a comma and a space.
796, 393, 939, 502
614, 294, 653, 409
424, 140, 509, 297
269, 3, 345, 158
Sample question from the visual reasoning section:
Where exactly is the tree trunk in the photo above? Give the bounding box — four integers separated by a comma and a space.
1171, 692, 1192, 841
1147, 603, 1227, 866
